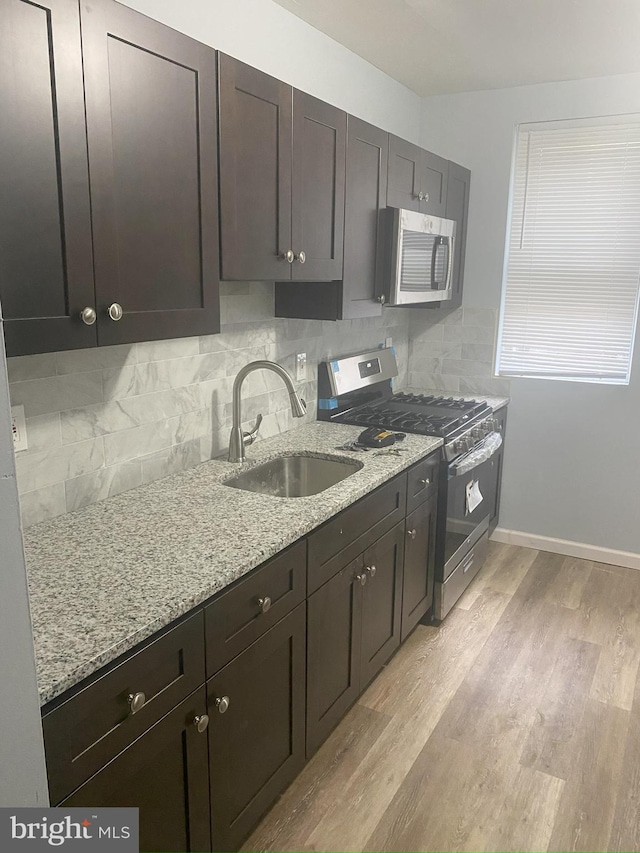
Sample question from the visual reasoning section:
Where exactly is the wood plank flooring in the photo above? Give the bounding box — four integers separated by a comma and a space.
243, 542, 640, 852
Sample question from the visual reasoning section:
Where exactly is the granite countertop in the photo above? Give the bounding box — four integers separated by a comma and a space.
24, 422, 442, 707
401, 387, 510, 412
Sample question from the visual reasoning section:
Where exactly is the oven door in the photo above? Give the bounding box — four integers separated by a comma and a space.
443, 434, 502, 580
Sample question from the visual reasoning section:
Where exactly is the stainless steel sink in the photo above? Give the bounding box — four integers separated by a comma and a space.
222, 453, 363, 498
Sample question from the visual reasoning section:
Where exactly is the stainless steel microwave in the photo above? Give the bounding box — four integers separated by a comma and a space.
385, 208, 456, 305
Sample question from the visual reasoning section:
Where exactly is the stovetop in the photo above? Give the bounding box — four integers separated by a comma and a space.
333, 392, 492, 440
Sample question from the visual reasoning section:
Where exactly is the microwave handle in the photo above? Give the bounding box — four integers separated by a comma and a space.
430, 237, 440, 290
430, 236, 452, 291
445, 234, 454, 292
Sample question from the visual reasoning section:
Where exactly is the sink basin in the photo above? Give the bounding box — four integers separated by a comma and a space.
223, 453, 363, 498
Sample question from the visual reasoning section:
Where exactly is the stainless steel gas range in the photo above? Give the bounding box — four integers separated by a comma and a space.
318, 347, 503, 620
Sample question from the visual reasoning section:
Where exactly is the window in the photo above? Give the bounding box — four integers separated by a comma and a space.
496, 116, 640, 384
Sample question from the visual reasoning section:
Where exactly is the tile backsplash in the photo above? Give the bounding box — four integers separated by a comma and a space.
408, 306, 512, 398
8, 283, 412, 528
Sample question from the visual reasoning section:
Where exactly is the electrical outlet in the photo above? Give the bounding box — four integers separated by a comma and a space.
295, 352, 307, 382
11, 405, 28, 452
385, 336, 393, 349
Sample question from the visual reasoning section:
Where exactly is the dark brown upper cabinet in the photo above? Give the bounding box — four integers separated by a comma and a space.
217, 54, 292, 281
442, 161, 471, 310
218, 55, 346, 283
275, 115, 387, 321
0, 0, 220, 358
290, 90, 346, 280
387, 135, 448, 216
0, 0, 96, 357
81, 0, 219, 346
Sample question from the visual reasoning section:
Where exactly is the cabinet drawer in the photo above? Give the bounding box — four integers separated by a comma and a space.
406, 452, 440, 513
307, 473, 407, 594
43, 611, 205, 805
205, 539, 306, 676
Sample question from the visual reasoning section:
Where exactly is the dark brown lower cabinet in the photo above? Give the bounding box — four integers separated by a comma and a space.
62, 688, 211, 853
307, 521, 406, 756
306, 556, 363, 757
401, 495, 437, 641
207, 605, 306, 852
360, 523, 405, 688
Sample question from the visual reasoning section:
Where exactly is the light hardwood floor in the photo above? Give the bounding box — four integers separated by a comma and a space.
243, 542, 640, 852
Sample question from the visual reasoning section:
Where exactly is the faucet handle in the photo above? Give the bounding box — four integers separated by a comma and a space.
243, 413, 263, 447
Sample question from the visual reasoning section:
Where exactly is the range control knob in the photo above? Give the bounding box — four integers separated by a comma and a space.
471, 428, 484, 440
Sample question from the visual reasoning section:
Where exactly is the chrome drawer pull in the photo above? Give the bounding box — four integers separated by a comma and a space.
128, 692, 146, 714
407, 528, 417, 540
215, 696, 230, 714
194, 714, 209, 733
419, 478, 430, 487
257, 596, 272, 614
355, 572, 367, 586
365, 565, 377, 578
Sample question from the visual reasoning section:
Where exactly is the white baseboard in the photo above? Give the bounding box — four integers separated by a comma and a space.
491, 527, 640, 571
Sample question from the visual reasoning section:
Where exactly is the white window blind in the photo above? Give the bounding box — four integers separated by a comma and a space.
497, 117, 640, 384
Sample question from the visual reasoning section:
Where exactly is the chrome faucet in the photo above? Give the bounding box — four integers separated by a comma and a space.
228, 360, 307, 462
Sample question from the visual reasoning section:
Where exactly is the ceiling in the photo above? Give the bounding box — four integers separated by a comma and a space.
272, 0, 640, 96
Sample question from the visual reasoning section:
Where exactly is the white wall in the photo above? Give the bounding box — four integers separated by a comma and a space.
119, 0, 423, 143
0, 321, 49, 806
420, 73, 640, 556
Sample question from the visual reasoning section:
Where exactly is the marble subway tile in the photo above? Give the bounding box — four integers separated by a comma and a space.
19, 483, 67, 528
60, 386, 203, 444
6, 353, 57, 383
139, 439, 202, 485
409, 356, 442, 374
220, 286, 274, 324
15, 438, 105, 494
440, 358, 492, 377
135, 337, 200, 363
407, 372, 460, 393
55, 345, 137, 375
461, 343, 495, 363
65, 461, 142, 512
102, 409, 211, 467
23, 413, 62, 452
442, 324, 464, 343
459, 325, 495, 344
10, 372, 103, 417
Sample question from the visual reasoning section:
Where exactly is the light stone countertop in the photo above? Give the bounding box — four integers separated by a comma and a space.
23, 421, 442, 707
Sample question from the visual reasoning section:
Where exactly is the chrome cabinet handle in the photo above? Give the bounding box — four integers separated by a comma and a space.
128, 692, 146, 714
417, 191, 425, 201
258, 596, 272, 614
80, 307, 96, 326
407, 528, 417, 540
423, 192, 429, 203
355, 572, 367, 587
378, 294, 386, 305
107, 302, 123, 322
365, 565, 377, 578
194, 714, 209, 733
420, 478, 430, 487
282, 249, 294, 263
215, 696, 230, 714
295, 251, 306, 264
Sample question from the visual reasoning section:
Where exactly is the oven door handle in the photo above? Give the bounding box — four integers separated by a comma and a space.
451, 432, 503, 477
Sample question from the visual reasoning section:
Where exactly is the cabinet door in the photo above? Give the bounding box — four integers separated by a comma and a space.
291, 90, 346, 281
0, 0, 95, 357
208, 605, 305, 852
307, 557, 363, 756
443, 161, 471, 309
63, 688, 211, 853
360, 523, 405, 688
387, 135, 422, 211
342, 116, 388, 319
402, 494, 437, 641
420, 150, 448, 216
81, 0, 219, 346
218, 55, 293, 281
